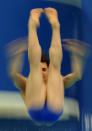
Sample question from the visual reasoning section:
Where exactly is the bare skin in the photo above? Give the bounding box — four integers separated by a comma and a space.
8, 8, 87, 115
44, 8, 64, 112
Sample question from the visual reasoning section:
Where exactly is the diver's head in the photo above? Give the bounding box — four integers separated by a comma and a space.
40, 52, 49, 82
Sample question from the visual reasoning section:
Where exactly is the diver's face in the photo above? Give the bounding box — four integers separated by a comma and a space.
40, 62, 49, 82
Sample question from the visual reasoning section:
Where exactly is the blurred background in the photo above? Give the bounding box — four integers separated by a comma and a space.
0, 0, 92, 130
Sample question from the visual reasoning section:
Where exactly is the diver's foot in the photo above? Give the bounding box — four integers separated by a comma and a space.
29, 8, 43, 27
44, 7, 60, 28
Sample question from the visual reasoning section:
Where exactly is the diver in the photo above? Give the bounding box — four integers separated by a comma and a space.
7, 8, 88, 125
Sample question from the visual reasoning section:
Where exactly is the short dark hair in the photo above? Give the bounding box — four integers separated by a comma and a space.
41, 52, 50, 67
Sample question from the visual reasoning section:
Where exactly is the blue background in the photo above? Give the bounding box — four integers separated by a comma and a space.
0, 0, 92, 130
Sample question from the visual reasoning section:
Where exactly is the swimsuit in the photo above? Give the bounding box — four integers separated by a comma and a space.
28, 101, 63, 124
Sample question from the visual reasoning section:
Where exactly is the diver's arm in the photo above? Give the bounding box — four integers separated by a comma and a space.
62, 72, 81, 88
10, 72, 27, 91
62, 39, 88, 89
63, 54, 83, 89
8, 51, 27, 92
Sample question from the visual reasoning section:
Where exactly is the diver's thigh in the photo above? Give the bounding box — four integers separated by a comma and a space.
25, 72, 46, 110
47, 67, 64, 113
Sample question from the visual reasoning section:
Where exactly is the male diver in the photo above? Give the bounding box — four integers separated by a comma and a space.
8, 8, 87, 125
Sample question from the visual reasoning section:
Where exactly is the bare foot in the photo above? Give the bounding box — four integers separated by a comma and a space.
44, 7, 60, 28
29, 8, 43, 27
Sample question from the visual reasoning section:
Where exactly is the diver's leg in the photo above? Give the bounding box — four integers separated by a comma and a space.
44, 8, 64, 113
26, 9, 46, 109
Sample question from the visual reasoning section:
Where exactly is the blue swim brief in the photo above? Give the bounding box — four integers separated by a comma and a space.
28, 101, 63, 123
